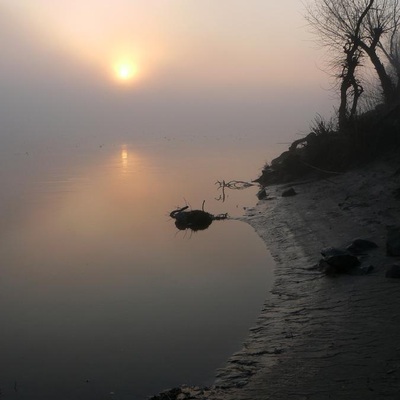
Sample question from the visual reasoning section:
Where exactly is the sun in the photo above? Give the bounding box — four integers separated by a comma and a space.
113, 62, 138, 83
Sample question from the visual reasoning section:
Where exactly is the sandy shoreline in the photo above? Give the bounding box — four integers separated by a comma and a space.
152, 156, 400, 399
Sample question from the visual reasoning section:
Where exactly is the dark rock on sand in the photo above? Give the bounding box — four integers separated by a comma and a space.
385, 264, 400, 278
321, 247, 346, 258
318, 259, 337, 275
319, 247, 360, 274
282, 188, 297, 197
257, 187, 267, 200
325, 254, 360, 272
359, 265, 374, 274
386, 225, 400, 256
346, 238, 378, 254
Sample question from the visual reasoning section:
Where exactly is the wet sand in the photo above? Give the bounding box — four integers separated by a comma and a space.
152, 157, 400, 399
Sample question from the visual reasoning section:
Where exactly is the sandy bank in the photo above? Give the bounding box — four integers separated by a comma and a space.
152, 157, 400, 400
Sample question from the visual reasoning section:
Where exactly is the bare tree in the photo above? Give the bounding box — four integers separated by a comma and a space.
359, 0, 400, 104
305, 0, 374, 129
372, 1, 400, 98
305, 0, 400, 128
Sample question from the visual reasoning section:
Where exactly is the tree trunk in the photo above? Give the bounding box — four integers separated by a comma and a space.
338, 76, 350, 130
361, 43, 396, 105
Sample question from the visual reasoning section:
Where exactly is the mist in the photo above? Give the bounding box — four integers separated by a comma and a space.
0, 1, 334, 150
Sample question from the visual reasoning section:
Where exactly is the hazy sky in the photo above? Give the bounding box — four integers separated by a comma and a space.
0, 0, 334, 146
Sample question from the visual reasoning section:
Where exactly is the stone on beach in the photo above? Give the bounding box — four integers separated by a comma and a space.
256, 187, 267, 200
346, 238, 378, 254
281, 187, 297, 197
386, 225, 400, 256
385, 264, 400, 278
319, 247, 360, 274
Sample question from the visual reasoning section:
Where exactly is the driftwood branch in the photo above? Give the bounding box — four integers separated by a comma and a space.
215, 180, 256, 202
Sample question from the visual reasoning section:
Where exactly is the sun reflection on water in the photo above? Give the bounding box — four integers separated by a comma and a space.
121, 145, 129, 172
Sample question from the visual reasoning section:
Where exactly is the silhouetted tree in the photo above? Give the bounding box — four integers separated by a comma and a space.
360, 0, 400, 104
373, 5, 400, 99
306, 0, 400, 129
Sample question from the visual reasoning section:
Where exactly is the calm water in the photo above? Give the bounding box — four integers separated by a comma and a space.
0, 134, 275, 399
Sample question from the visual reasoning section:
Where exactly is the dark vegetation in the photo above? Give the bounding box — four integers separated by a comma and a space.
257, 0, 400, 186
256, 106, 400, 185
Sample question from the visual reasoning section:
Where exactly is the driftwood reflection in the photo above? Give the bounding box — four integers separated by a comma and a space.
215, 180, 256, 202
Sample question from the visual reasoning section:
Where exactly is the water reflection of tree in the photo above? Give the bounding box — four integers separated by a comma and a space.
215, 180, 256, 202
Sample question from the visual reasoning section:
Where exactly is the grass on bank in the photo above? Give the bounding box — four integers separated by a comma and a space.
256, 105, 400, 186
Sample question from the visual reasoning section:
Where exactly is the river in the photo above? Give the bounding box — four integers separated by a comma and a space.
0, 133, 276, 399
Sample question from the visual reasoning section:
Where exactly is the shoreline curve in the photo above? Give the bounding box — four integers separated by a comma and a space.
152, 158, 400, 400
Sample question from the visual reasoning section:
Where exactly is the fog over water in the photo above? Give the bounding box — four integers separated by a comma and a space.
0, 1, 333, 144
0, 136, 276, 399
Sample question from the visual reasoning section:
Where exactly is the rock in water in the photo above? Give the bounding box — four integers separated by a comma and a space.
174, 210, 213, 231
169, 205, 227, 232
